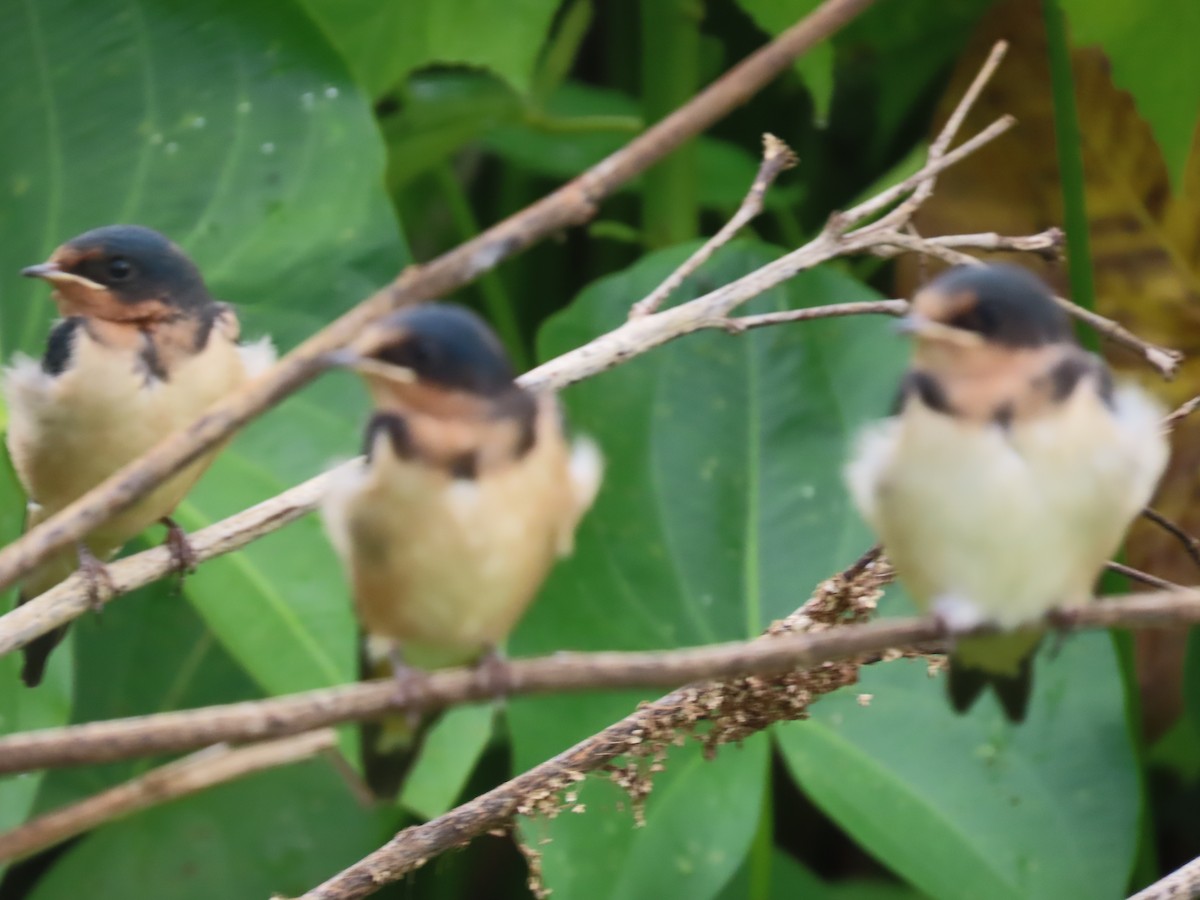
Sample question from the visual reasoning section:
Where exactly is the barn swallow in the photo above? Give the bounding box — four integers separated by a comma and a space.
845, 264, 1168, 721
321, 304, 602, 792
6, 225, 275, 686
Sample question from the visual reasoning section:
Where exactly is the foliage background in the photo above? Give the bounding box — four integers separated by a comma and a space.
0, 0, 1198, 897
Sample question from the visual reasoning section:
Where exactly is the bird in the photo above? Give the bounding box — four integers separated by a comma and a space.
845, 264, 1168, 721
320, 304, 602, 792
6, 224, 275, 687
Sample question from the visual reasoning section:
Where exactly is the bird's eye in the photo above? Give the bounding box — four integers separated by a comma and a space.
107, 257, 133, 281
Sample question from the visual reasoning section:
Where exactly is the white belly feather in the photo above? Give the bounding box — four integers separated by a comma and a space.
322, 402, 601, 668
845, 382, 1167, 628
4, 331, 274, 555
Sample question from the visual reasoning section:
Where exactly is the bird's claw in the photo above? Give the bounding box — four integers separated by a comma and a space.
76, 543, 115, 614
161, 517, 198, 576
474, 644, 510, 701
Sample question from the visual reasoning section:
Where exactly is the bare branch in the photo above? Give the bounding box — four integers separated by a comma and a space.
1127, 855, 1200, 900
0, 0, 881, 599
1163, 394, 1200, 430
0, 730, 335, 863
291, 588, 1200, 900
0, 471, 333, 658
1141, 508, 1200, 572
872, 232, 1182, 377
629, 133, 798, 319
873, 41, 1009, 231
1104, 561, 1182, 592
835, 115, 1015, 232
721, 299, 907, 332
1, 590, 1198, 777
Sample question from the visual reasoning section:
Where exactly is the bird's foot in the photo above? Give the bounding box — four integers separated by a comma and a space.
161, 517, 199, 576
1044, 608, 1077, 660
75, 543, 115, 614
387, 644, 424, 731
473, 644, 510, 702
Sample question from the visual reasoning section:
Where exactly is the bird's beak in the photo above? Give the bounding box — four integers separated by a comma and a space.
895, 313, 983, 348
322, 349, 416, 385
895, 313, 933, 336
20, 261, 104, 291
21, 262, 60, 280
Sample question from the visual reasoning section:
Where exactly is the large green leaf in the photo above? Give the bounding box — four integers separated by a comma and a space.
720, 845, 921, 899
32, 573, 263, 816
483, 82, 804, 213
302, 0, 563, 99
777, 634, 1140, 900
507, 241, 907, 899
1061, 0, 1200, 189
0, 456, 69, 867
0, 0, 405, 702
27, 759, 390, 900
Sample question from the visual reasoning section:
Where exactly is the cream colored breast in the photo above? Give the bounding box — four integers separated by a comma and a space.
323, 397, 601, 668
4, 327, 264, 547
845, 381, 1167, 629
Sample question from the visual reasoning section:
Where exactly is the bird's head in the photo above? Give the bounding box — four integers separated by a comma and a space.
22, 225, 211, 322
330, 304, 519, 412
899, 264, 1073, 364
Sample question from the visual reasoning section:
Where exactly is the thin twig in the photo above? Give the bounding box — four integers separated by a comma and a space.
629, 133, 798, 318
1163, 395, 1200, 430
833, 116, 1015, 233
1105, 561, 1182, 592
1, 590, 1198, 776
874, 41, 1009, 231
0, 730, 335, 863
872, 232, 1182, 377
1126, 854, 1200, 900
1141, 508, 1200, 572
721, 299, 907, 332
0, 0, 881, 599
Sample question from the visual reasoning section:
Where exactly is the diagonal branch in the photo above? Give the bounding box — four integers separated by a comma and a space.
1127, 854, 1200, 900
0, 730, 336, 863
628, 133, 798, 318
0, 0, 881, 599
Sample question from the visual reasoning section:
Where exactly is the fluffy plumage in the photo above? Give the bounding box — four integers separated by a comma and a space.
845, 264, 1168, 720
320, 304, 601, 796
7, 225, 275, 686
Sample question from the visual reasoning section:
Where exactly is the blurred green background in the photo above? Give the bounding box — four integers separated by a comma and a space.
1, 0, 1198, 897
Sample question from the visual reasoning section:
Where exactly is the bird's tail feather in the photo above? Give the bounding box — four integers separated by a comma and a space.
947, 658, 1034, 722
16, 549, 79, 687
947, 630, 1043, 723
358, 637, 441, 800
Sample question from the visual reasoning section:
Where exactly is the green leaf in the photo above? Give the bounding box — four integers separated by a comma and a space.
27, 759, 391, 900
400, 703, 496, 820
483, 82, 803, 213
776, 634, 1140, 900
33, 575, 263, 815
1186, 628, 1200, 736
381, 71, 524, 188
733, 0, 834, 122
1061, 0, 1200, 188
302, 0, 563, 99
720, 845, 921, 899
510, 729, 769, 900
0, 454, 69, 859
507, 241, 906, 898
